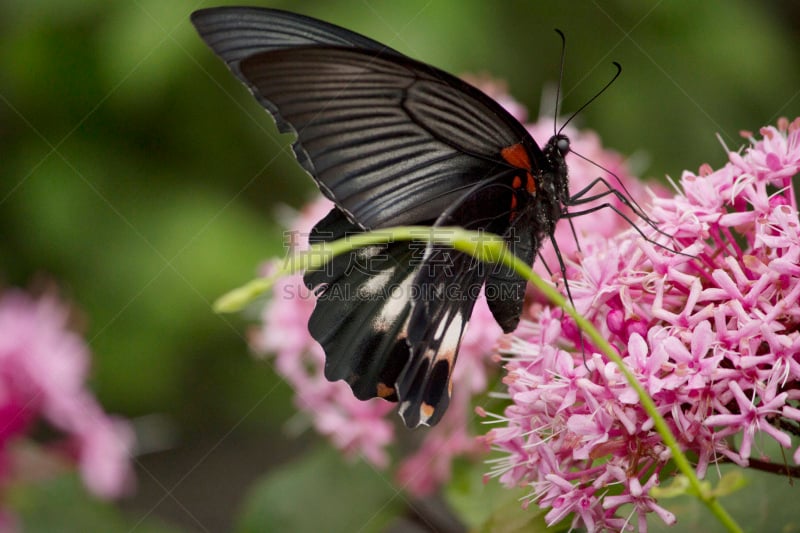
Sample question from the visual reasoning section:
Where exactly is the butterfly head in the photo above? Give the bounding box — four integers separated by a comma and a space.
543, 134, 571, 207
554, 135, 570, 158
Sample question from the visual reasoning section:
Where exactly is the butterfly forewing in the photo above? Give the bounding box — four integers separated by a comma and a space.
190, 7, 396, 73
238, 47, 533, 229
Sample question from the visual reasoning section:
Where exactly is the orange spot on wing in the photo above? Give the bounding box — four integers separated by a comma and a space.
501, 143, 532, 171
421, 403, 435, 419
376, 382, 395, 398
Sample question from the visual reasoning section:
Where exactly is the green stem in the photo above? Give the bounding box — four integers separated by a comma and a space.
214, 226, 506, 313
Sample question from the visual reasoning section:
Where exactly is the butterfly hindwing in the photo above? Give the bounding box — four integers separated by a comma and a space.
398, 247, 484, 426
305, 173, 536, 426
484, 206, 538, 333
305, 208, 415, 401
395, 177, 533, 426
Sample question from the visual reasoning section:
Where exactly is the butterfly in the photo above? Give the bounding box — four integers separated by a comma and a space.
192, 7, 586, 427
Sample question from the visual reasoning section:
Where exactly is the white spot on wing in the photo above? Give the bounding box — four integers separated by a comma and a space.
399, 400, 411, 417
359, 246, 382, 260
373, 271, 415, 332
360, 266, 395, 297
437, 312, 464, 364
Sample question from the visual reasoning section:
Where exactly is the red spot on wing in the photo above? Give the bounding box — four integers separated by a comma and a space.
504, 144, 538, 221
504, 144, 537, 197
525, 173, 536, 194
501, 143, 532, 171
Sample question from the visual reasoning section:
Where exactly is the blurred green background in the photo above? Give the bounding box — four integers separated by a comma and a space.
1, 0, 799, 531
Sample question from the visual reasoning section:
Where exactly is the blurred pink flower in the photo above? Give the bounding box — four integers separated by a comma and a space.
483, 118, 800, 532
0, 509, 18, 533
0, 289, 134, 501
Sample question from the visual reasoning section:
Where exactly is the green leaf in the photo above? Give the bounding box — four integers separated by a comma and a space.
445, 463, 556, 533
710, 471, 747, 498
477, 499, 554, 533
234, 446, 403, 533
650, 475, 692, 498
648, 466, 800, 533
10, 474, 183, 533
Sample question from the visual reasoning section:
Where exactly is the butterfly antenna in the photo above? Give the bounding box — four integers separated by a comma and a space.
559, 62, 622, 134
554, 29, 567, 136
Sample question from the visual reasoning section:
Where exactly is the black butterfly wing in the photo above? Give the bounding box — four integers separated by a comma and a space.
191, 6, 398, 75
305, 208, 415, 402
399, 251, 483, 426
193, 12, 555, 426
235, 46, 536, 229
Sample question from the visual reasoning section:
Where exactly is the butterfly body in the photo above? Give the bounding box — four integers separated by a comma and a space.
192, 7, 571, 427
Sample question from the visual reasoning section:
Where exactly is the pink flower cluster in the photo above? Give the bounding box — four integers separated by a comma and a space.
483, 118, 800, 532
0, 289, 134, 509
251, 80, 647, 495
